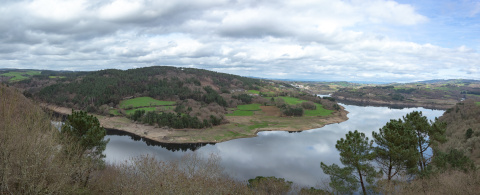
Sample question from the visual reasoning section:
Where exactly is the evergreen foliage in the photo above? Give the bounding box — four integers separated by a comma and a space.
432, 148, 475, 172
320, 163, 358, 194
232, 93, 253, 104
372, 119, 418, 181
282, 105, 304, 116
403, 111, 447, 175
247, 176, 293, 194
465, 128, 473, 139
61, 110, 109, 159
37, 66, 264, 109
321, 130, 380, 195
130, 110, 222, 129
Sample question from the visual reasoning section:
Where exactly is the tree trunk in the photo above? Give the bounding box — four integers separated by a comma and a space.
417, 132, 425, 172
388, 165, 392, 182
358, 167, 367, 195
387, 157, 393, 182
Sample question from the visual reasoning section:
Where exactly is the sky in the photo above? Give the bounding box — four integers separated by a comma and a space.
0, 0, 479, 82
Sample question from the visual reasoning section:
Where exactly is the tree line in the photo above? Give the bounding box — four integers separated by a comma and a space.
130, 109, 223, 129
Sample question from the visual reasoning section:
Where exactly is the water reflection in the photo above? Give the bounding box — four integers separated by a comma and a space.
104, 104, 444, 187
106, 129, 214, 151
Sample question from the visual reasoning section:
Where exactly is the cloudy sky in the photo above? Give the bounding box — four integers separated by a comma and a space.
1, 0, 479, 82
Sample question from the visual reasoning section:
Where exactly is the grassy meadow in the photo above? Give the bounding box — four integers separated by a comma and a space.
120, 97, 175, 109
273, 96, 333, 116
1, 71, 41, 81
304, 103, 333, 116
227, 103, 262, 116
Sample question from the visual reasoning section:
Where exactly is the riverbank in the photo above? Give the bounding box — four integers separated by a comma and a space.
42, 103, 349, 144
332, 95, 457, 110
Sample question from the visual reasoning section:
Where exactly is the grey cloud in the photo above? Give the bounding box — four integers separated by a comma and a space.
0, 0, 479, 83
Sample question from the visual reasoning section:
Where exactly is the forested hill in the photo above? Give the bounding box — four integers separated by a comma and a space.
332, 79, 480, 109
26, 66, 266, 110
438, 100, 480, 164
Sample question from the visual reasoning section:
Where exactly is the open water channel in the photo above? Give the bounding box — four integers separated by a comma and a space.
104, 103, 445, 187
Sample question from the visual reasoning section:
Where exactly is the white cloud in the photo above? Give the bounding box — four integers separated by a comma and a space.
0, 0, 478, 82
99, 0, 145, 21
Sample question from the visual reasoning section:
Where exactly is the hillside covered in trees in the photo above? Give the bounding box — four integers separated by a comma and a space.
20, 66, 265, 109
331, 79, 480, 109
2, 67, 346, 143
438, 100, 480, 164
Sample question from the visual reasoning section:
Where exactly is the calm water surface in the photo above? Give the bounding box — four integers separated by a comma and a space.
104, 104, 444, 187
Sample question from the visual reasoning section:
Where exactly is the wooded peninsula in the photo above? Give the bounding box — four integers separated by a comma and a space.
2, 66, 348, 143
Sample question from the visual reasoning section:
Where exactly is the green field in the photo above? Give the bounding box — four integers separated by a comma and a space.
109, 109, 121, 116
262, 91, 276, 96
277, 96, 307, 105
247, 90, 260, 94
120, 97, 175, 109
476, 102, 480, 106
433, 86, 451, 91
227, 103, 261, 116
1, 71, 41, 81
272, 97, 333, 116
304, 103, 333, 116
247, 121, 269, 131
237, 103, 261, 111
49, 76, 66, 79
226, 110, 254, 116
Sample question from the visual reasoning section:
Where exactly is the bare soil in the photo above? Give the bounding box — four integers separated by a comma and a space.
260, 106, 281, 116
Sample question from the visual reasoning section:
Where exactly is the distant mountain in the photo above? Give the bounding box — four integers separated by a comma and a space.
415, 79, 480, 84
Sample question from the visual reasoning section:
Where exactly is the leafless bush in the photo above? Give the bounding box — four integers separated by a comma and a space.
301, 101, 317, 110
0, 85, 91, 194
394, 170, 480, 195
439, 100, 480, 164
91, 153, 252, 194
252, 96, 268, 105
275, 97, 286, 107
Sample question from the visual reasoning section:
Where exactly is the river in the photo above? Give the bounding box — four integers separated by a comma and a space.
104, 103, 445, 187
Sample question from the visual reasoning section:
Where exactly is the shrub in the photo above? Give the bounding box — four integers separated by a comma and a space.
301, 101, 317, 110
248, 176, 293, 194
283, 106, 304, 117
0, 85, 92, 194
466, 128, 473, 139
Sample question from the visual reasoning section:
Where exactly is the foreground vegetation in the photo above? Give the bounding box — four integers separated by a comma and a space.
0, 84, 325, 194
321, 109, 479, 194
438, 100, 480, 164
2, 83, 480, 194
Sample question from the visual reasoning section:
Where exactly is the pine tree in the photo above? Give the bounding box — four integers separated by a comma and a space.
403, 111, 446, 174
372, 119, 418, 182
61, 110, 109, 160
61, 110, 109, 187
321, 130, 380, 195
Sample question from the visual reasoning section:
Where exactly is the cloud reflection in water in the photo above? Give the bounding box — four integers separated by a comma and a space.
104, 104, 444, 187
